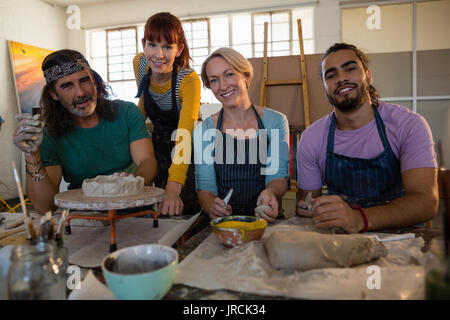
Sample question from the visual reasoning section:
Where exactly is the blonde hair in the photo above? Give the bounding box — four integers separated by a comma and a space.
201, 47, 253, 88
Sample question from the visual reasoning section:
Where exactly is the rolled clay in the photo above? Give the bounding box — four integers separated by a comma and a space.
82, 175, 144, 197
254, 205, 271, 218
264, 230, 387, 272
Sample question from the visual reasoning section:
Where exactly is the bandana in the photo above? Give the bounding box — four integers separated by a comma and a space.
43, 58, 90, 84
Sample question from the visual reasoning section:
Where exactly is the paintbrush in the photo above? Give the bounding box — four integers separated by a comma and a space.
11, 161, 35, 241
436, 141, 450, 283
48, 217, 55, 240
40, 211, 52, 240
55, 209, 69, 241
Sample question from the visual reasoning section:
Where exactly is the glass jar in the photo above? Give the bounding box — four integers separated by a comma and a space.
7, 241, 67, 300
425, 238, 450, 300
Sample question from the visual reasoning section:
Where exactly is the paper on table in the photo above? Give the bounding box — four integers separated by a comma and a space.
158, 211, 201, 246
68, 270, 116, 300
175, 217, 427, 300
64, 213, 200, 268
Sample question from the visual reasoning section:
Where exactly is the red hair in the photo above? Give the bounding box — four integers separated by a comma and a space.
144, 12, 191, 68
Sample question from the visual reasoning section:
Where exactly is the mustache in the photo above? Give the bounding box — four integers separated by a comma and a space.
73, 96, 93, 106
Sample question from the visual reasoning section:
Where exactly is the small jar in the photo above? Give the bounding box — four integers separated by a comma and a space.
425, 239, 450, 300
7, 241, 67, 300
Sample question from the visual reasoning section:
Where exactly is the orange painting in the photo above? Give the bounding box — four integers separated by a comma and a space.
8, 40, 53, 114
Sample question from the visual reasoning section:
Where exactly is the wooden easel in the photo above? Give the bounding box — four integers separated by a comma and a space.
259, 19, 311, 128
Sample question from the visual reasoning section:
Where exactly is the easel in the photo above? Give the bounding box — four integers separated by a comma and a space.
0, 177, 32, 213
258, 19, 311, 128
258, 19, 311, 193
0, 196, 32, 213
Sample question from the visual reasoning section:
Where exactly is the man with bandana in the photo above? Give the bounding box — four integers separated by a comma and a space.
296, 43, 438, 233
13, 50, 157, 214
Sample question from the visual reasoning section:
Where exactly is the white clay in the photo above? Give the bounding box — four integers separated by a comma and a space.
254, 205, 271, 218
264, 230, 387, 272
82, 175, 144, 197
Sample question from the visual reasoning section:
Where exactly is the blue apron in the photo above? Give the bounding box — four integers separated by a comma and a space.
325, 105, 405, 208
214, 105, 266, 215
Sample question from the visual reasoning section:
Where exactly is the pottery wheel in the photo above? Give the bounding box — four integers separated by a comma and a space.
54, 186, 165, 211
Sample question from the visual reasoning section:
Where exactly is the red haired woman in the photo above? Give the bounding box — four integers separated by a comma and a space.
133, 12, 200, 216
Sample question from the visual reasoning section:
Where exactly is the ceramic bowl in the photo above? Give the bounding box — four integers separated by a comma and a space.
101, 244, 178, 300
210, 215, 267, 248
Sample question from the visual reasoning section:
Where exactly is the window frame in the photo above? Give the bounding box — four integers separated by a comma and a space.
105, 26, 139, 83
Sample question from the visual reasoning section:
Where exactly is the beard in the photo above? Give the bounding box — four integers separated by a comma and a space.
326, 82, 370, 113
60, 95, 97, 118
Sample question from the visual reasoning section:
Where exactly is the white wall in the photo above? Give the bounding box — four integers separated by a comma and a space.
0, 0, 67, 200
79, 0, 318, 29
314, 0, 341, 53
69, 0, 342, 55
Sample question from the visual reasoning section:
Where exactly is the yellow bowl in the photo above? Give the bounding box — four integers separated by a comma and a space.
210, 216, 267, 248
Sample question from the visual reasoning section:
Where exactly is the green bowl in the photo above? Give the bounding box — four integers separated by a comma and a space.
101, 244, 178, 300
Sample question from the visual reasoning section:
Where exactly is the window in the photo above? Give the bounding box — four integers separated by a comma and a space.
182, 18, 210, 75
106, 27, 138, 82
253, 11, 291, 57
88, 7, 314, 104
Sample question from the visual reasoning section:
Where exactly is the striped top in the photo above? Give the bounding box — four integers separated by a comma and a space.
133, 52, 201, 185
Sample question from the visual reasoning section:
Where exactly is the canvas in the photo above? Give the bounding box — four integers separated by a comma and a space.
8, 40, 53, 114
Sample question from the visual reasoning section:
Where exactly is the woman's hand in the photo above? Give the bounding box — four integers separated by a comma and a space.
255, 188, 279, 223
158, 181, 184, 216
209, 197, 232, 219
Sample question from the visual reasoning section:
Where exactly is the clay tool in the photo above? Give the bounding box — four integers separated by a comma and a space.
5, 217, 25, 229
0, 225, 27, 241
12, 161, 35, 241
222, 189, 234, 208
305, 192, 313, 212
369, 233, 415, 242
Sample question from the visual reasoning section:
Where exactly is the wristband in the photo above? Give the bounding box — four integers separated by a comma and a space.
349, 203, 368, 233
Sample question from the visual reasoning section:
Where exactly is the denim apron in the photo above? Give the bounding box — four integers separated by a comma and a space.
325, 105, 405, 208
136, 64, 200, 214
214, 105, 266, 215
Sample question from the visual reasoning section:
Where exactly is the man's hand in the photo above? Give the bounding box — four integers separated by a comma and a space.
158, 181, 184, 216
296, 194, 315, 217
255, 189, 279, 223
209, 197, 232, 220
311, 195, 366, 233
13, 114, 43, 154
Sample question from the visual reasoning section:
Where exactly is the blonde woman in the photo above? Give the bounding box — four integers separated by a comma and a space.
194, 48, 290, 222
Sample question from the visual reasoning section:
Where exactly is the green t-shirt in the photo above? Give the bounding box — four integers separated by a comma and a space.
41, 100, 150, 189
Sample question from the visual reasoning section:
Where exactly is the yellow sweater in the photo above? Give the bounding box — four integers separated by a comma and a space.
133, 53, 201, 186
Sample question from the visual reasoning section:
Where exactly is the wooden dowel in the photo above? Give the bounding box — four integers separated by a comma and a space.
259, 22, 269, 106
297, 19, 311, 128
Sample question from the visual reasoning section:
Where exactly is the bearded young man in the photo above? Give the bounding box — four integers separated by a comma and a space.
13, 50, 157, 214
295, 43, 438, 233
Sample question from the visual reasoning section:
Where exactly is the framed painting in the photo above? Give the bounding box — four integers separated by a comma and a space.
8, 40, 53, 114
